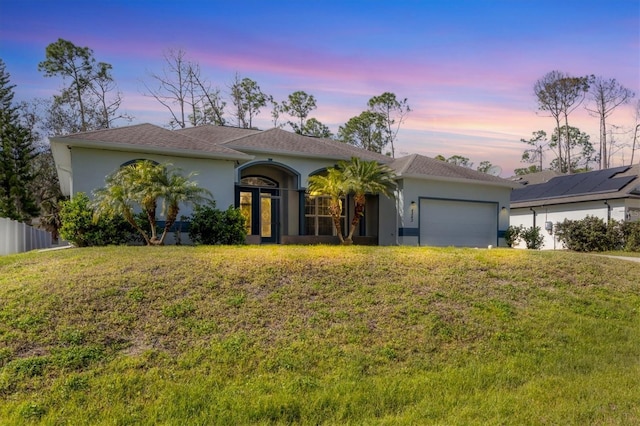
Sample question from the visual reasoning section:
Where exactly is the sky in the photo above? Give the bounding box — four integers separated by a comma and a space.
0, 0, 638, 176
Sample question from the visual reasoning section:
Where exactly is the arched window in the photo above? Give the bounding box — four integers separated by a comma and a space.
120, 159, 159, 168
240, 176, 278, 188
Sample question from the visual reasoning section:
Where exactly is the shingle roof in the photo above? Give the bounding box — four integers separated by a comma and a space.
53, 123, 251, 160
510, 169, 562, 186
176, 125, 261, 144
510, 165, 640, 207
390, 154, 517, 187
219, 128, 392, 162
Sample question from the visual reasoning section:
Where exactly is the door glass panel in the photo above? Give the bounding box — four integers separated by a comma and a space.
240, 191, 252, 234
261, 194, 271, 238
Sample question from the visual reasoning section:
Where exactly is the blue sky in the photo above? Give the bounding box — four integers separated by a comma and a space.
1, 0, 638, 175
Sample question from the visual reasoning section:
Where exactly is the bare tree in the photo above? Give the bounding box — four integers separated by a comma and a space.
586, 76, 635, 169
632, 100, 640, 165
534, 71, 590, 173
144, 49, 193, 129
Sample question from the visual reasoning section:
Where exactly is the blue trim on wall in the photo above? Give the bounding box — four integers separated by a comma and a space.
156, 221, 190, 232
398, 227, 419, 237
497, 230, 506, 238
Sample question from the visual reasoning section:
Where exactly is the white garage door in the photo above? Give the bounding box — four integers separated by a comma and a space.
420, 199, 497, 247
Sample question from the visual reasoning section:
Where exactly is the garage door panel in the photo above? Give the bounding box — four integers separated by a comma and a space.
420, 199, 497, 247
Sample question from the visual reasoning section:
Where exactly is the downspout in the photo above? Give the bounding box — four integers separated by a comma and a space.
604, 200, 611, 222
530, 207, 537, 228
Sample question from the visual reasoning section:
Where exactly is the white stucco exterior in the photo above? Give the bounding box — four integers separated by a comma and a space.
510, 198, 640, 250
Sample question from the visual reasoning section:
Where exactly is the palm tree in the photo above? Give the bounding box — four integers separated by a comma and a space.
307, 168, 348, 244
93, 161, 210, 245
340, 157, 397, 243
156, 167, 211, 245
93, 167, 152, 245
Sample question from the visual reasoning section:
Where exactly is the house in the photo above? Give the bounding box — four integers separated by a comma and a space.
510, 165, 640, 250
50, 123, 515, 247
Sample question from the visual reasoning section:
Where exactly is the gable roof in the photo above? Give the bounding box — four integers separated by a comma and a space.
510, 165, 640, 207
390, 154, 517, 188
51, 123, 252, 161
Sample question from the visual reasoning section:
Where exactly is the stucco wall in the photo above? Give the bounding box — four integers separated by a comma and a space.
509, 199, 629, 250
70, 147, 237, 217
396, 178, 512, 246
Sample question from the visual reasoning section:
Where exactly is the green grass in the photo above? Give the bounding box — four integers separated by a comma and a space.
1, 246, 639, 425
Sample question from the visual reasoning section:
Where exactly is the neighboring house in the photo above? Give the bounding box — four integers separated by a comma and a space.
50, 123, 515, 247
510, 165, 640, 250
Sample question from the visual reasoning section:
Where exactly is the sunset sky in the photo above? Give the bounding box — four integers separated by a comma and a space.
1, 0, 638, 175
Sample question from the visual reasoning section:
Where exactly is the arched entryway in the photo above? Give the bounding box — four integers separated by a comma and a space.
235, 161, 301, 244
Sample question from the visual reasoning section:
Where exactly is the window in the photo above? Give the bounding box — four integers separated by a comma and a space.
305, 195, 345, 236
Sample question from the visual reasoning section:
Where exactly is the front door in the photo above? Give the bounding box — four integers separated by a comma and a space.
239, 187, 280, 243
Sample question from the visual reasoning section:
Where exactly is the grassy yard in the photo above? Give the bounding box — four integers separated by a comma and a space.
1, 246, 639, 425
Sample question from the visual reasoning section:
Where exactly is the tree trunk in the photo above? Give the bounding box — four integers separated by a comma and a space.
346, 197, 365, 242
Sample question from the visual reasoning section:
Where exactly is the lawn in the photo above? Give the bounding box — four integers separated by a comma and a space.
1, 246, 639, 425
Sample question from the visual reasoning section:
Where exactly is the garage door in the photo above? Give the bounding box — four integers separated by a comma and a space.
420, 199, 497, 247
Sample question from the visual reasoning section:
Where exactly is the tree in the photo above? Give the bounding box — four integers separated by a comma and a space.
229, 75, 268, 129
307, 168, 348, 244
282, 91, 317, 134
143, 49, 192, 129
446, 155, 473, 168
586, 76, 635, 169
549, 126, 595, 172
632, 100, 640, 165
0, 59, 39, 222
93, 161, 210, 245
520, 130, 550, 172
38, 38, 126, 133
340, 157, 397, 243
534, 71, 590, 174
514, 165, 542, 176
338, 111, 386, 153
476, 161, 493, 173
367, 92, 410, 158
302, 117, 333, 138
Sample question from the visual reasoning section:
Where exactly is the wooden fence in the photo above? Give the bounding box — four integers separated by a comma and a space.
0, 217, 52, 255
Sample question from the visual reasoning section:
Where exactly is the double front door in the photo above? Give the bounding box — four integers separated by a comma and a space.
239, 188, 279, 243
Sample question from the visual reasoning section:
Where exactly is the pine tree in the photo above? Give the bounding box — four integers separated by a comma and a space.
0, 59, 39, 222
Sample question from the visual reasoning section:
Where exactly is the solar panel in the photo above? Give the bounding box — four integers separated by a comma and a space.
511, 165, 636, 203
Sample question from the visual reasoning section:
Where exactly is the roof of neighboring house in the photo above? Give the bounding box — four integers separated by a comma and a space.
390, 154, 518, 188
511, 165, 640, 208
510, 169, 562, 186
51, 123, 252, 160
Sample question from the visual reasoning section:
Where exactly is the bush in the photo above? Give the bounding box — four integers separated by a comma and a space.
521, 226, 544, 250
188, 202, 247, 245
555, 216, 623, 252
504, 225, 543, 249
621, 220, 640, 252
59, 193, 135, 247
504, 225, 523, 248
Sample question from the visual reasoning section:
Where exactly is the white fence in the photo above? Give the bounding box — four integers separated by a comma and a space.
0, 217, 52, 255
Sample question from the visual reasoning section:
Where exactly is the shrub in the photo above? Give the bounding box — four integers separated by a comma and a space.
188, 202, 247, 245
555, 216, 622, 252
521, 226, 544, 250
621, 220, 640, 252
504, 225, 523, 248
59, 193, 136, 247
504, 225, 542, 249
